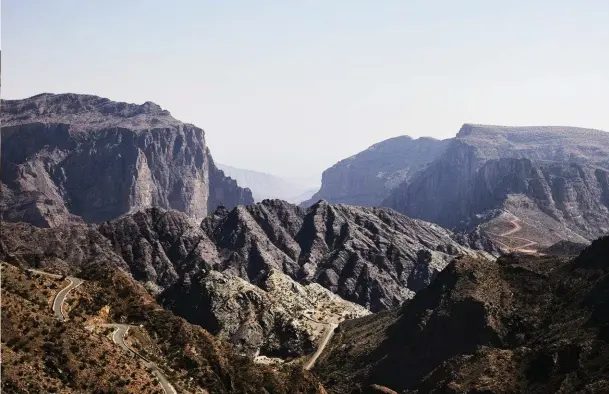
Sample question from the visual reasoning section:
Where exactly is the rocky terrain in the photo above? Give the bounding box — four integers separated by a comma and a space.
216, 163, 318, 204
161, 268, 369, 358
1, 208, 364, 358
201, 199, 496, 311
301, 136, 450, 208
0, 93, 253, 227
1, 199, 493, 357
314, 124, 609, 251
0, 261, 325, 393
385, 125, 609, 249
315, 236, 609, 393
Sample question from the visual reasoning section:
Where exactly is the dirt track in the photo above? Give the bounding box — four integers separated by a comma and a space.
487, 218, 538, 253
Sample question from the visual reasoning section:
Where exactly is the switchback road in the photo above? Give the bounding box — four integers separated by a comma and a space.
87, 324, 177, 394
304, 323, 338, 371
27, 269, 83, 321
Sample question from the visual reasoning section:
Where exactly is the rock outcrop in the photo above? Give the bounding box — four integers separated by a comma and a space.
0, 93, 253, 227
160, 268, 369, 358
202, 199, 496, 311
384, 125, 609, 249
301, 136, 450, 208
316, 236, 609, 393
2, 200, 494, 314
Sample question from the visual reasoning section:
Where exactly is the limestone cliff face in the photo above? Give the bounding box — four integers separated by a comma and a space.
301, 136, 450, 208
0, 93, 253, 226
383, 125, 609, 248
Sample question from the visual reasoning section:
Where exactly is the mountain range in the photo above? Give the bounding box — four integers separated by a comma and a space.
2, 92, 608, 393
308, 124, 609, 252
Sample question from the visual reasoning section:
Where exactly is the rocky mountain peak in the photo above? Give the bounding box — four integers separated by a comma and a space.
1, 93, 253, 226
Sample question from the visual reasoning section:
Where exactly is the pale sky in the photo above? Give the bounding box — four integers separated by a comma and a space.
3, 1, 609, 184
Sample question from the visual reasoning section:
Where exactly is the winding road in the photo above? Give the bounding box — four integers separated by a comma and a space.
86, 324, 177, 394
304, 323, 338, 371
27, 269, 177, 394
53, 277, 84, 321
27, 269, 83, 321
486, 218, 538, 254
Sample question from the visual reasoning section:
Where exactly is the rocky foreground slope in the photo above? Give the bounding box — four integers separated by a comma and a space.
0, 260, 325, 393
301, 136, 450, 207
0, 93, 253, 227
315, 236, 609, 393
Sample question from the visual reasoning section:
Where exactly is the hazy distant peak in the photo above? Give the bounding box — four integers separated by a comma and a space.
215, 163, 317, 204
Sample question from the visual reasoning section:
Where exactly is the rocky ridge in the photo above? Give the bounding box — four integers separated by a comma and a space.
1, 200, 493, 356
202, 199, 496, 312
0, 93, 253, 227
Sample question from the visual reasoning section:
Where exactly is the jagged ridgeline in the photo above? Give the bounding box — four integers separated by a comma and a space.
1, 93, 253, 227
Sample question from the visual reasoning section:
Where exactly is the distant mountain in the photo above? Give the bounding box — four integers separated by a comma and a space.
310, 124, 609, 251
0, 93, 253, 227
300, 136, 451, 208
216, 163, 317, 203
384, 124, 609, 249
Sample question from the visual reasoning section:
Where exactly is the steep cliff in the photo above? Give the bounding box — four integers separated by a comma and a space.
301, 136, 450, 208
0, 93, 253, 227
384, 125, 609, 249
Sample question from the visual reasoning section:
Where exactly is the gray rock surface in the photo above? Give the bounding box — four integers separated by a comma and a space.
0, 93, 253, 226
202, 199, 496, 311
161, 268, 369, 358
301, 136, 450, 208
384, 124, 609, 249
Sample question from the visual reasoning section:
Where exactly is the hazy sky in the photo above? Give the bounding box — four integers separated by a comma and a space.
3, 1, 608, 184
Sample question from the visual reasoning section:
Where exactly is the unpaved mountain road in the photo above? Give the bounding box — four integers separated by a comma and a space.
304, 323, 338, 371
487, 218, 538, 254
